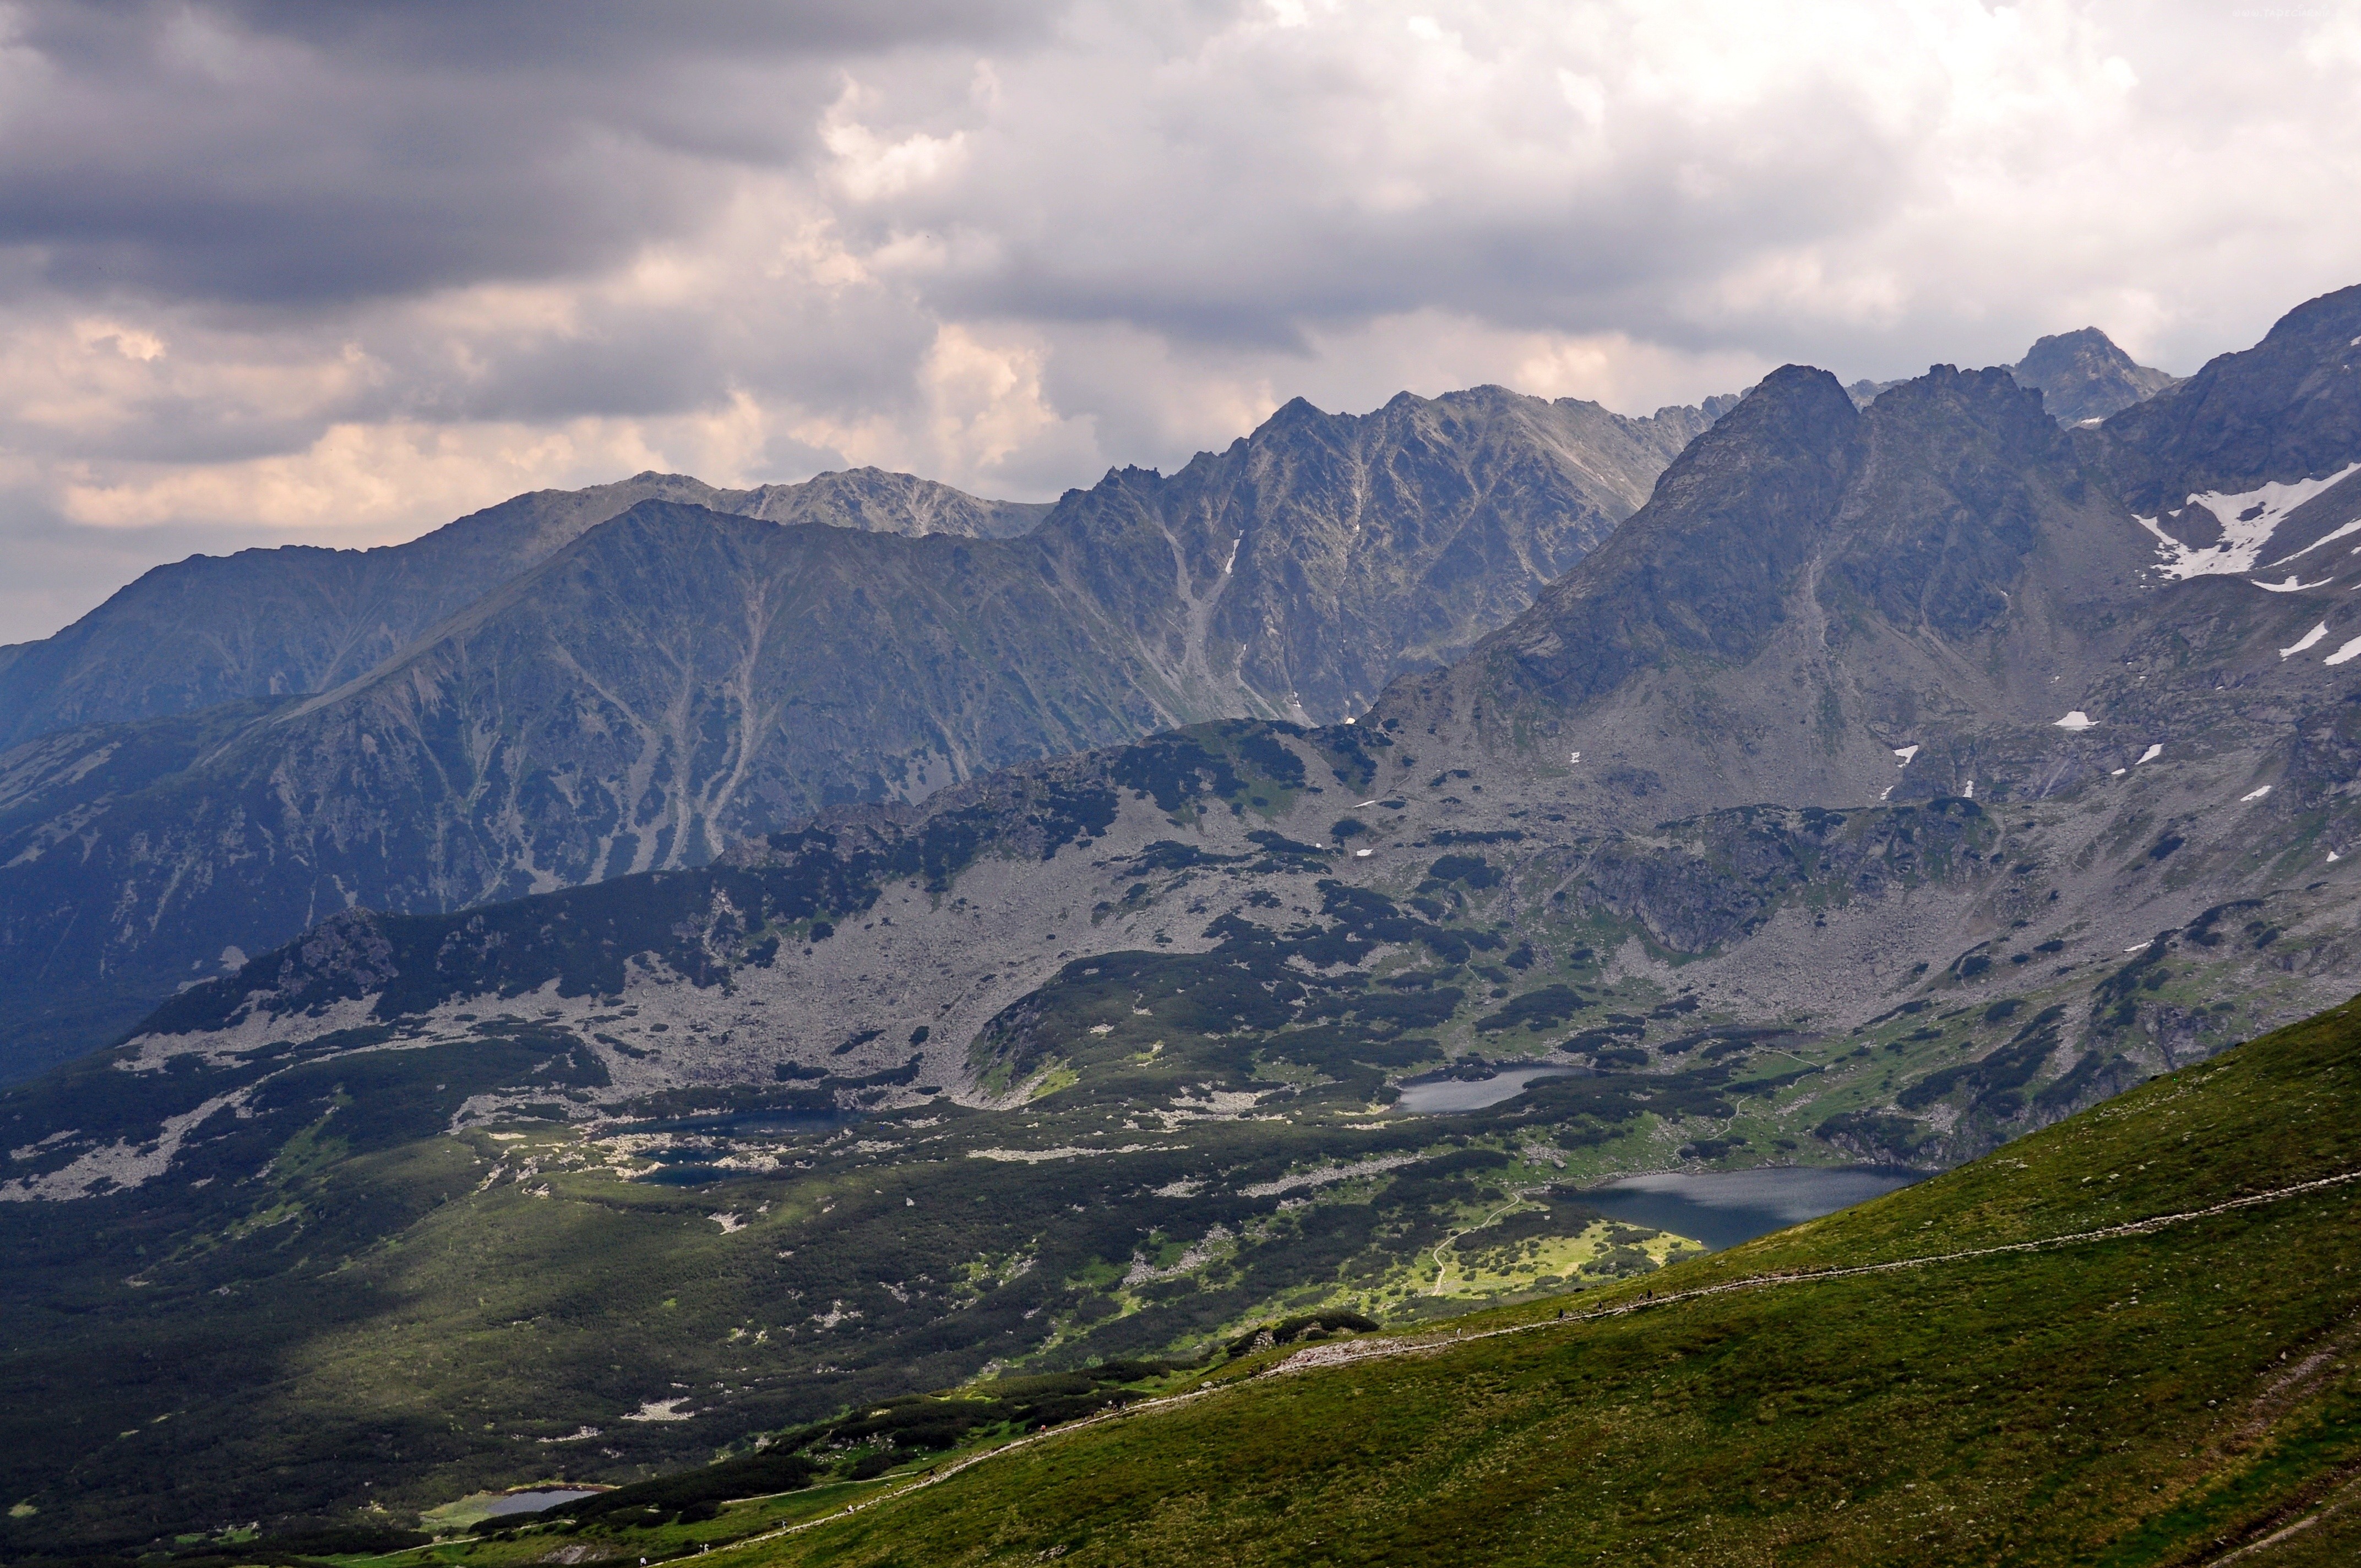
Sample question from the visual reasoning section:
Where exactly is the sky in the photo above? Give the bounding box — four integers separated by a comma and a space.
1, 0, 2358, 644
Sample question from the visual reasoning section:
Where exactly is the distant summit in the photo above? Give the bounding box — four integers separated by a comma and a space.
1846, 325, 2178, 426
2010, 326, 2179, 423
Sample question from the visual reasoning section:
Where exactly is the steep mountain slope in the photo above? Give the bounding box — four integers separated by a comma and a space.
0, 469, 1047, 753
1033, 386, 1720, 725
2093, 282, 2361, 523
0, 389, 1716, 1080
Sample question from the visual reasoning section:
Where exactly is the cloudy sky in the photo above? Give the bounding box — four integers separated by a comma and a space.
1, 0, 2357, 642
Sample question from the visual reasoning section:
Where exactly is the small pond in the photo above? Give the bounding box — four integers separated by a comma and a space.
478, 1488, 601, 1518
1578, 1167, 1923, 1251
624, 1104, 858, 1185
634, 1159, 733, 1187
1392, 1064, 1581, 1114
635, 1106, 854, 1138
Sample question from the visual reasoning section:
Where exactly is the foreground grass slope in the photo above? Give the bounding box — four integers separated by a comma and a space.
715, 996, 2361, 1566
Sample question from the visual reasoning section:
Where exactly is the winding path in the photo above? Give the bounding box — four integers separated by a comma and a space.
706, 1165, 2361, 1551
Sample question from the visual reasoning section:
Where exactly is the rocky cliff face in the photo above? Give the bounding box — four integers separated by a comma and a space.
1031, 387, 1713, 725
0, 388, 1721, 1078
1386, 358, 2156, 825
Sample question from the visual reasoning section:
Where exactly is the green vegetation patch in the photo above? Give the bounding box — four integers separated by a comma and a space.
698, 994, 2361, 1567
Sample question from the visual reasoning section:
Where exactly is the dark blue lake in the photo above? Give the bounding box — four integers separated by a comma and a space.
1579, 1167, 1923, 1250
480, 1488, 601, 1517
1392, 1064, 1580, 1113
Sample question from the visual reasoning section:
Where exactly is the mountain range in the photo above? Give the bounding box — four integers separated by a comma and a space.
0, 389, 1720, 1081
53, 300, 2343, 1140
0, 302, 2300, 1550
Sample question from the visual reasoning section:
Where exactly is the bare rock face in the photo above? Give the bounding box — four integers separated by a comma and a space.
0, 388, 1722, 1077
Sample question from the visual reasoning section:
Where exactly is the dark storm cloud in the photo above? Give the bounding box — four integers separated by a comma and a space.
0, 0, 1063, 306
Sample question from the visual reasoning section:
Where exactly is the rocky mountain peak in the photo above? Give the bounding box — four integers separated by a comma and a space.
2011, 327, 2178, 424
1391, 363, 1862, 727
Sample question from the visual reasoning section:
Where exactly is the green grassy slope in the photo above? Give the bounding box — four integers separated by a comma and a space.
697, 995, 2361, 1566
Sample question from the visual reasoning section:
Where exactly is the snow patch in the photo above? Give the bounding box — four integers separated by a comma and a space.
1892, 745, 1919, 766
2053, 711, 2096, 730
2137, 743, 2163, 766
2281, 624, 2331, 657
2241, 785, 2273, 803
2134, 463, 2361, 580
2329, 635, 2361, 666
2255, 575, 2332, 593
1878, 785, 1894, 801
